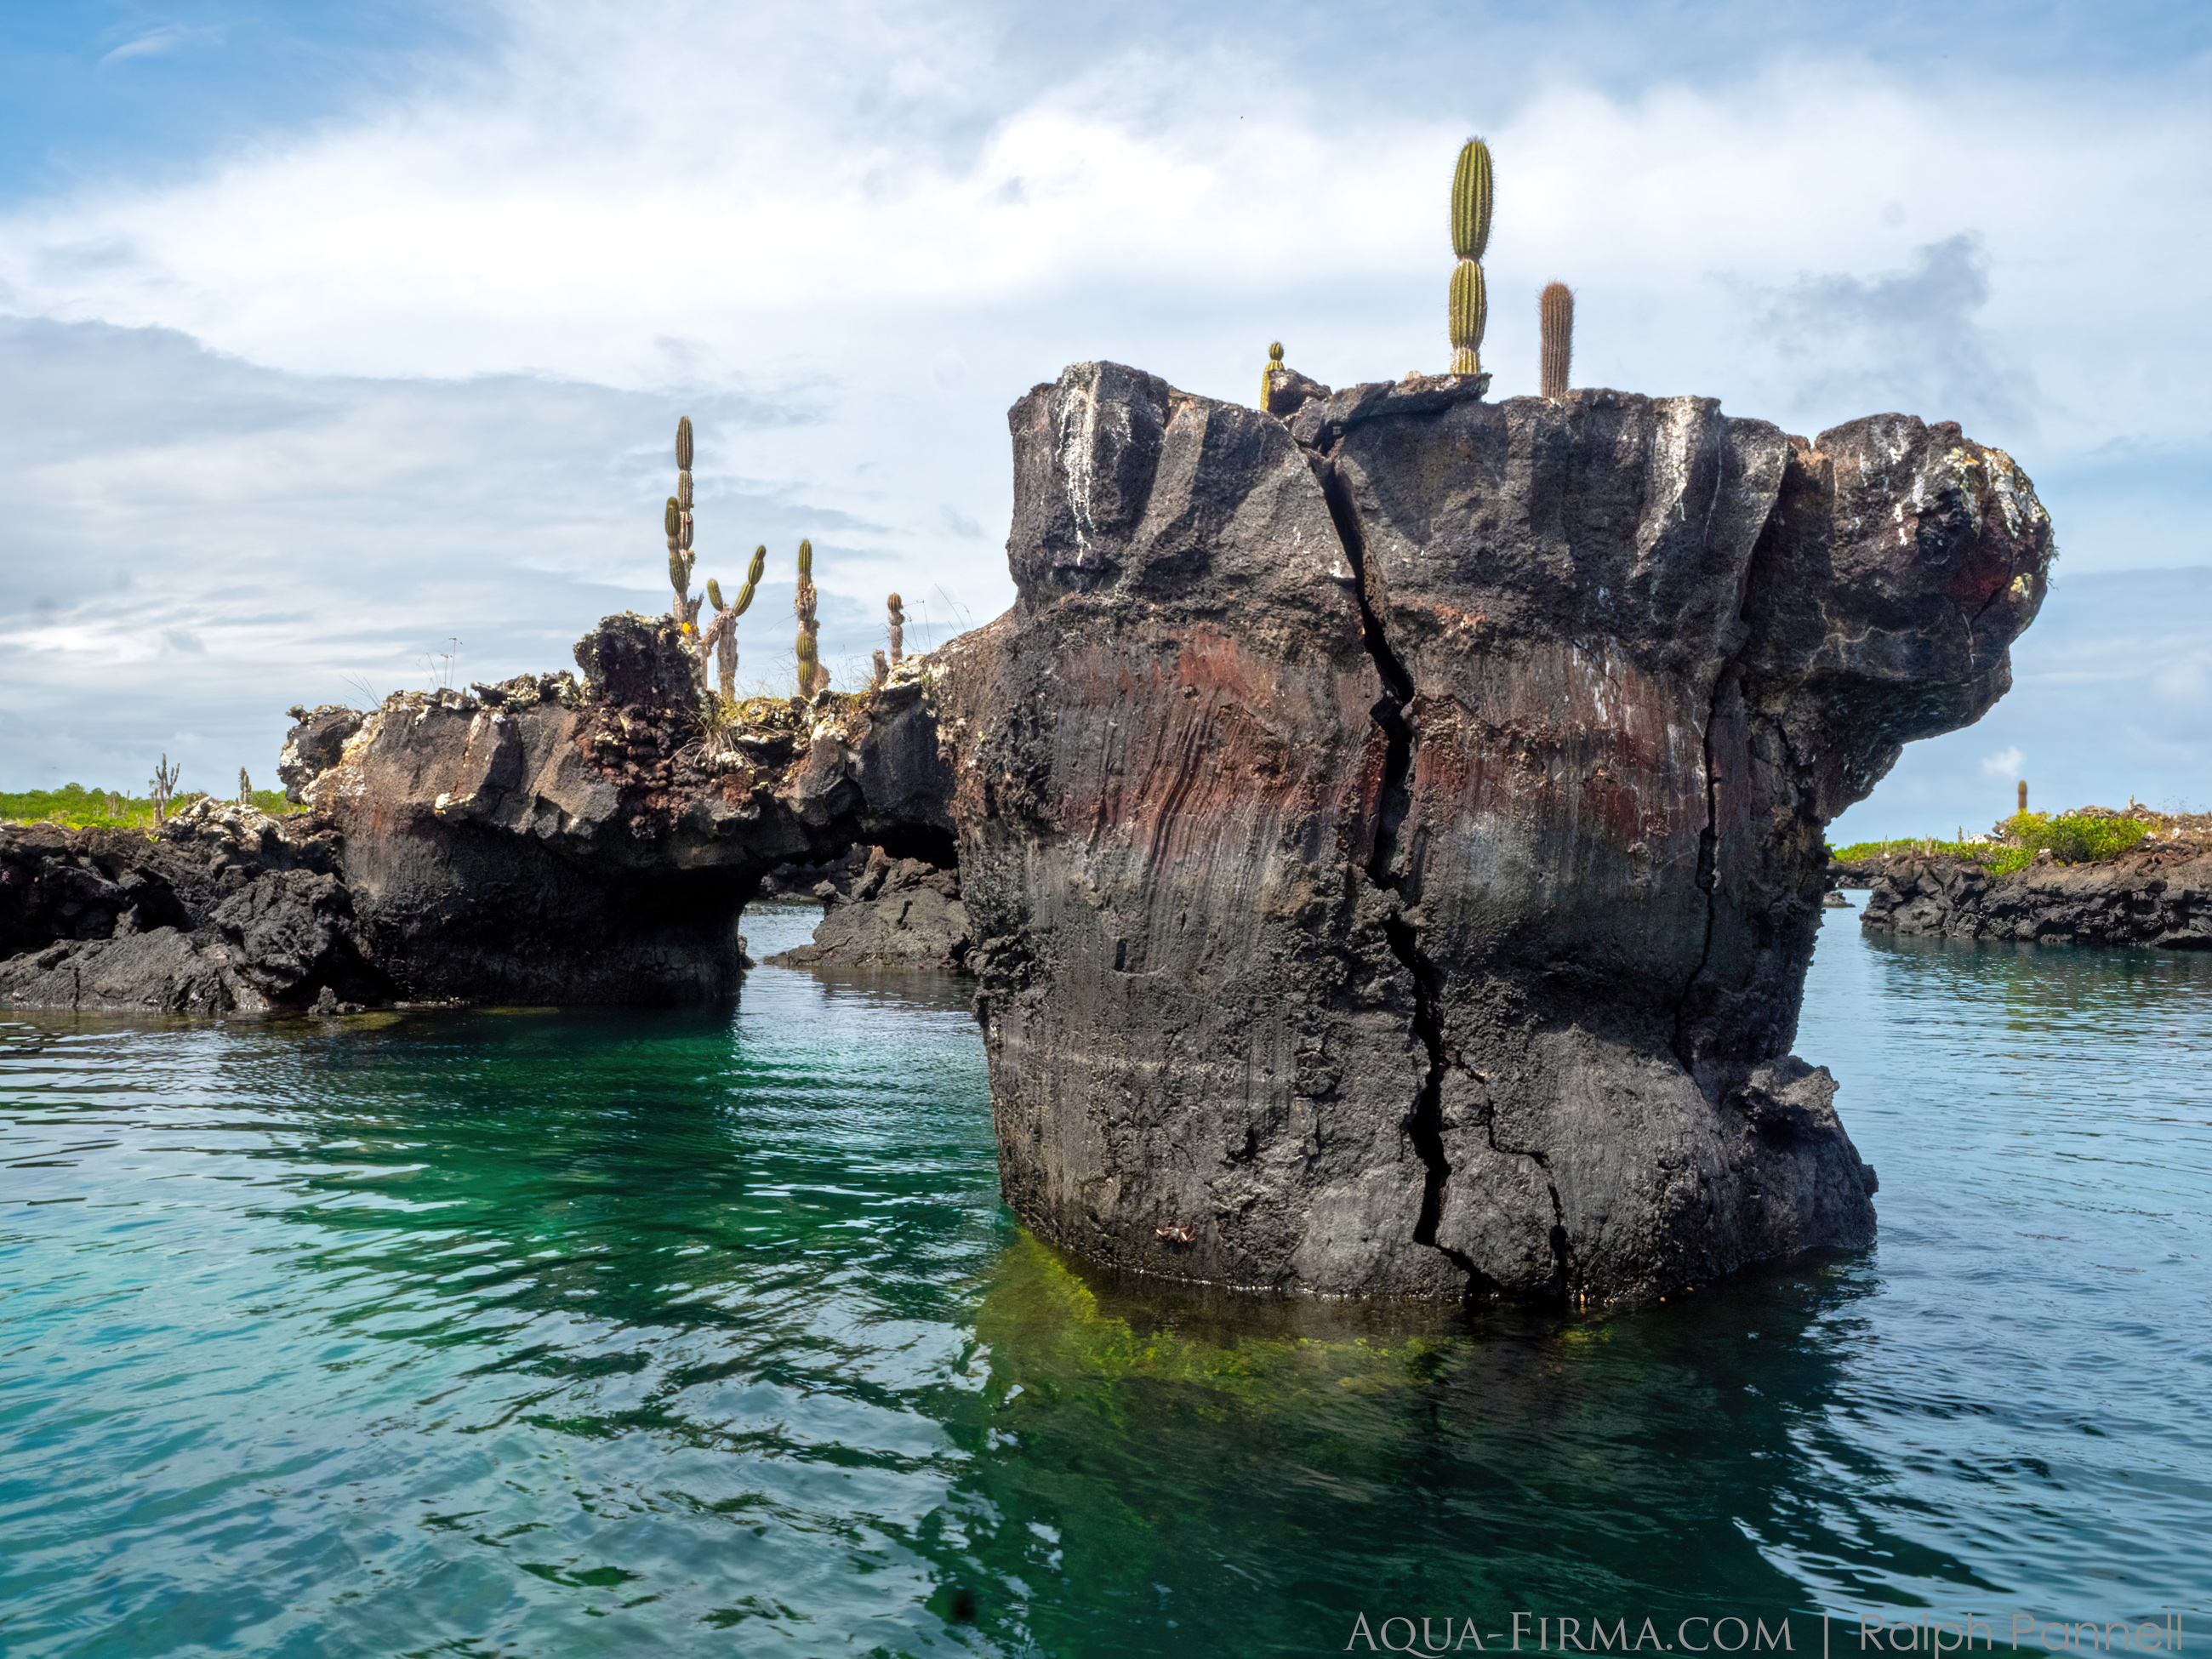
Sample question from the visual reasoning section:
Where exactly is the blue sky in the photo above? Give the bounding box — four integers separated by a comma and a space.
2, 0, 2209, 839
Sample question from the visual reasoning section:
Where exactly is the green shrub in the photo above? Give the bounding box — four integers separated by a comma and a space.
1829, 812, 2147, 875
0, 781, 303, 831
1992, 811, 2146, 869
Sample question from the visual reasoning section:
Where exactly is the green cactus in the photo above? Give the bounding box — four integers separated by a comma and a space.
1451, 139, 1492, 261
794, 539, 822, 697
1449, 259, 1487, 376
150, 753, 180, 825
1540, 281, 1573, 400
1260, 341, 1285, 412
1448, 139, 1493, 377
668, 420, 701, 636
698, 545, 768, 702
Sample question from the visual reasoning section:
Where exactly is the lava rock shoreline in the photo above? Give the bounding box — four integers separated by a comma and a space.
0, 799, 382, 1015
1841, 844, 2212, 948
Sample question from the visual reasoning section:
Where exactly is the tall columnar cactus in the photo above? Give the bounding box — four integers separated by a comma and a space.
698, 544, 767, 701
887, 592, 904, 664
794, 539, 823, 698
1260, 341, 1285, 411
237, 767, 251, 807
150, 754, 180, 825
667, 417, 702, 636
1448, 138, 1493, 377
1539, 281, 1573, 400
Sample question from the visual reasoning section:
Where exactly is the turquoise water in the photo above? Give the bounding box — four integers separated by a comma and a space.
3, 900, 2208, 1656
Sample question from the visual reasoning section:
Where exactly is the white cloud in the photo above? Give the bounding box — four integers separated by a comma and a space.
1980, 746, 2026, 778
98, 26, 201, 68
4, 0, 2211, 794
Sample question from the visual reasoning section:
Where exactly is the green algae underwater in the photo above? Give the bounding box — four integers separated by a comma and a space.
2, 901, 2209, 1657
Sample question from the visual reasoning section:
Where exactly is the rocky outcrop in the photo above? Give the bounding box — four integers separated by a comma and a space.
938, 362, 2050, 1305
1860, 845, 2212, 947
765, 845, 972, 970
284, 614, 957, 1004
0, 799, 383, 1014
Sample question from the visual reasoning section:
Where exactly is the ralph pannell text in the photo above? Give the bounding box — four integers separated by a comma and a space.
1343, 1611, 2191, 1655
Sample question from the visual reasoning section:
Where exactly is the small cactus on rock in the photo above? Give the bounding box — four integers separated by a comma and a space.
150, 754, 180, 825
887, 592, 904, 664
1539, 282, 1573, 400
1448, 139, 1493, 377
794, 539, 824, 698
237, 767, 251, 807
698, 544, 766, 701
1260, 341, 1285, 411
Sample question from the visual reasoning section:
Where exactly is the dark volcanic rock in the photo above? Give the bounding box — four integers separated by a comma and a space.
1861, 846, 2212, 947
0, 799, 381, 1014
285, 619, 955, 1004
941, 362, 2051, 1306
766, 846, 972, 970
277, 706, 365, 802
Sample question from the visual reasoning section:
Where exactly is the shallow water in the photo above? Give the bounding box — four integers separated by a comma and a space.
2, 901, 2208, 1656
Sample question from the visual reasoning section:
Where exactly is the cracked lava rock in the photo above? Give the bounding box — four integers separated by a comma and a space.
938, 361, 2053, 1306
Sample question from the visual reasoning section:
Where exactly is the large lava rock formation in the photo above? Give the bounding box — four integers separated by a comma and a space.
935, 363, 2050, 1305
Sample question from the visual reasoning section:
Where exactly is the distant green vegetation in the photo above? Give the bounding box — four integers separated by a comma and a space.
0, 782, 302, 831
1833, 811, 2151, 875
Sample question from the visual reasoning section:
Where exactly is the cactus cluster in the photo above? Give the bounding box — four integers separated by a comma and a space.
1438, 140, 1582, 398
237, 767, 251, 807
1448, 139, 1492, 376
698, 544, 766, 701
1539, 282, 1573, 400
650, 417, 851, 710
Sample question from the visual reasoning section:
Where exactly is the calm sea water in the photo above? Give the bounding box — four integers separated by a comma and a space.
2, 900, 2208, 1657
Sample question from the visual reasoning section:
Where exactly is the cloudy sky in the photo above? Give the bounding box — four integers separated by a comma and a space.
3, 0, 2208, 840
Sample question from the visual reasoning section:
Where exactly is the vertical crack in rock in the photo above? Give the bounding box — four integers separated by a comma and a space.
1671, 668, 1726, 1078
1315, 457, 1479, 1285
1671, 435, 1746, 1086
1484, 1109, 1575, 1298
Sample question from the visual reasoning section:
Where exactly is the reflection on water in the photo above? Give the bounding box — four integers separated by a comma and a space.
1, 900, 2207, 1656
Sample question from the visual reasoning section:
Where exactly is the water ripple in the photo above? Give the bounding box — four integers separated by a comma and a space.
1, 902, 2207, 1656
